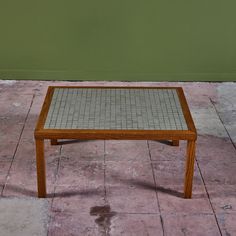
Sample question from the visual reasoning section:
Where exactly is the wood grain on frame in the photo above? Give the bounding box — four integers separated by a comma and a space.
176, 87, 197, 134
35, 86, 54, 133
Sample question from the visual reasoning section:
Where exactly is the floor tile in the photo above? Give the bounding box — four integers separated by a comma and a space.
105, 162, 158, 213
61, 140, 104, 162
48, 212, 99, 236
106, 185, 159, 214
191, 106, 228, 138
158, 185, 212, 214
3, 140, 60, 197
216, 213, 236, 236
52, 185, 105, 213
105, 140, 150, 162
148, 140, 186, 161
207, 185, 236, 214
50, 186, 107, 235
57, 161, 105, 187
0, 140, 18, 162
105, 161, 154, 187
110, 213, 163, 236
152, 161, 203, 186
162, 214, 221, 236
196, 135, 236, 164
199, 161, 236, 185
0, 198, 49, 236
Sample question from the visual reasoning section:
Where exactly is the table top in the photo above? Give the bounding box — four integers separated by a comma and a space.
35, 86, 197, 140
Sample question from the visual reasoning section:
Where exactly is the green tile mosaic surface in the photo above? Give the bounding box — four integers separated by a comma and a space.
44, 88, 188, 130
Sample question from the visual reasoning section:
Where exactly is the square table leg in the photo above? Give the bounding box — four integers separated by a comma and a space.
35, 138, 47, 198
184, 140, 196, 198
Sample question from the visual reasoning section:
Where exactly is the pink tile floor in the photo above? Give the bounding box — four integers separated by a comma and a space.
0, 80, 236, 236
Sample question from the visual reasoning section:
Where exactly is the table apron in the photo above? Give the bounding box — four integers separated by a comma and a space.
34, 131, 196, 141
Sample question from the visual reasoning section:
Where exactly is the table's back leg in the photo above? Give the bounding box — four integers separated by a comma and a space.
51, 139, 58, 145
35, 139, 47, 198
172, 140, 179, 146
184, 140, 196, 198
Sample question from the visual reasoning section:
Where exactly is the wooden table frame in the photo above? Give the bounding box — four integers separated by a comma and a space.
34, 86, 197, 198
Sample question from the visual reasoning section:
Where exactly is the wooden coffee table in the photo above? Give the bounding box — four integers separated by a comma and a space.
34, 86, 197, 198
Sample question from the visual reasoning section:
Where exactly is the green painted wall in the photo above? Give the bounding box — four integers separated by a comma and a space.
0, 1, 236, 81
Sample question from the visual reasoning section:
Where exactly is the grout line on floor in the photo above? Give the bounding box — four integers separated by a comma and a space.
147, 140, 165, 236
103, 140, 108, 204
195, 159, 223, 236
198, 96, 236, 236
50, 144, 63, 200
77, 211, 216, 216
47, 144, 63, 236
209, 97, 236, 151
101, 140, 111, 236
1, 93, 35, 197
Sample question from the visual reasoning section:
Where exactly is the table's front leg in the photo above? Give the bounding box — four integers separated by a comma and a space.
35, 138, 46, 198
184, 140, 196, 198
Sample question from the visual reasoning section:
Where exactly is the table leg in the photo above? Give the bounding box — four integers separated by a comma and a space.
172, 140, 179, 146
51, 139, 58, 145
35, 139, 46, 198
184, 140, 196, 198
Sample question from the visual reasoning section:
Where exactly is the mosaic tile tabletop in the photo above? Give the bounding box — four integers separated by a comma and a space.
44, 88, 188, 130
